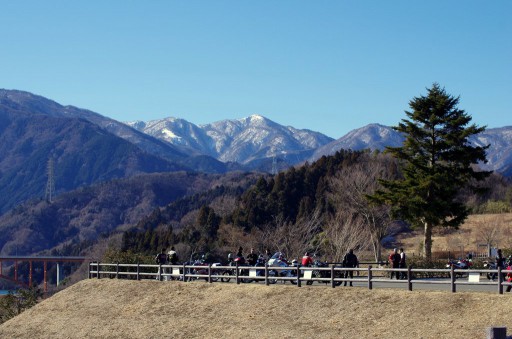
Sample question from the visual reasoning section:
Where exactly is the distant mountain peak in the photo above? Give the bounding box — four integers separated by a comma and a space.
127, 114, 334, 166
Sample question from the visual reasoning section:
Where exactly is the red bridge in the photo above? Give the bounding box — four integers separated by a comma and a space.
0, 256, 88, 292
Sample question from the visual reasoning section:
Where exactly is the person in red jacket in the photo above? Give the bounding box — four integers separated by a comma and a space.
301, 252, 314, 266
506, 258, 512, 293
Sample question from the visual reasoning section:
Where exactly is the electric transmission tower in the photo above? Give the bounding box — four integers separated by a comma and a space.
271, 155, 277, 175
45, 157, 55, 203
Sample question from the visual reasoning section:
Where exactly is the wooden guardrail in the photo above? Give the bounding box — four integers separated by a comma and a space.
88, 262, 512, 294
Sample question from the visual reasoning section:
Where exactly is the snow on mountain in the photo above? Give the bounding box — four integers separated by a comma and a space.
311, 124, 405, 160
311, 123, 512, 174
127, 113, 512, 175
127, 114, 334, 165
470, 126, 512, 172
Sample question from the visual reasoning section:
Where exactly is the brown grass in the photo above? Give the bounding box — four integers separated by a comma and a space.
1, 279, 511, 338
397, 213, 512, 257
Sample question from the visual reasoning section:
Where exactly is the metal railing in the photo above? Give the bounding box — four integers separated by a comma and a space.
88, 262, 512, 294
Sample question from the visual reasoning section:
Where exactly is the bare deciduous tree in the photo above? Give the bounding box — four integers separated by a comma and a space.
329, 155, 396, 261
260, 209, 323, 261
320, 210, 371, 262
475, 215, 504, 255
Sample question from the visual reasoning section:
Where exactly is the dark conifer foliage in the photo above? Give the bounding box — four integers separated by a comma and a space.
231, 150, 367, 230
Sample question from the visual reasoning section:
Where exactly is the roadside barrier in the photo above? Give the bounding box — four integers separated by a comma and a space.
88, 262, 512, 294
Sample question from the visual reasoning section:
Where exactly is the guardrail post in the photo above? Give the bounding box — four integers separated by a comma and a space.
208, 263, 212, 283
331, 265, 335, 288
487, 326, 507, 339
450, 265, 456, 293
368, 265, 372, 290
97, 262, 100, 279
236, 262, 240, 285
182, 263, 187, 282
136, 262, 140, 281
498, 266, 503, 295
158, 264, 162, 281
297, 264, 301, 287
265, 263, 269, 286
116, 262, 120, 279
88, 262, 92, 279
407, 265, 412, 291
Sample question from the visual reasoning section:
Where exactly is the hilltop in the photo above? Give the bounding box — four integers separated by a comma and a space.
0, 279, 510, 338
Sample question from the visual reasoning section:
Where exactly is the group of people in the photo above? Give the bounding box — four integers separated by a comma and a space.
154, 245, 512, 292
388, 248, 407, 280
155, 247, 179, 265
301, 249, 359, 287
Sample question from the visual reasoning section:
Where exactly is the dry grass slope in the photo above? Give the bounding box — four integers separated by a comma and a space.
1, 279, 511, 338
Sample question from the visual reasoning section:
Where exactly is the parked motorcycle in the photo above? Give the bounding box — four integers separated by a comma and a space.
305, 259, 342, 286
187, 254, 221, 282
220, 255, 252, 283
221, 259, 236, 283
267, 252, 297, 284
245, 255, 267, 283
446, 259, 472, 269
483, 261, 507, 281
446, 259, 472, 277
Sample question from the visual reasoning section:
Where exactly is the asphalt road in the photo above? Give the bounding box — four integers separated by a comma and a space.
216, 274, 509, 294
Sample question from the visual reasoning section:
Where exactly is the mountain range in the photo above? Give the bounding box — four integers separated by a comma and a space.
128, 116, 512, 174
1, 89, 511, 215
126, 115, 334, 168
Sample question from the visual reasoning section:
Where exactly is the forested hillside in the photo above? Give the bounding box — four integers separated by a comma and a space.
0, 172, 257, 256
0, 108, 186, 214
114, 150, 512, 264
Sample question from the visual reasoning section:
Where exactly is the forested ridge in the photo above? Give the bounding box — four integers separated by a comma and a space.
116, 148, 512, 264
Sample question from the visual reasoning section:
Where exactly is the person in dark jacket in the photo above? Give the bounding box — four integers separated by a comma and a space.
343, 249, 359, 286
168, 246, 179, 265
389, 248, 400, 280
247, 248, 258, 266
491, 249, 505, 281
399, 248, 407, 279
155, 248, 169, 281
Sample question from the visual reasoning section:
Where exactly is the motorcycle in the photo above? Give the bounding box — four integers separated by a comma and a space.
267, 252, 297, 284
304, 259, 342, 286
446, 259, 472, 277
187, 254, 221, 282
220, 255, 251, 283
483, 261, 507, 281
245, 255, 267, 283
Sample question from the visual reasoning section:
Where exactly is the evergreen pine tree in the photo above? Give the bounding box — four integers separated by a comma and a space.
369, 83, 491, 260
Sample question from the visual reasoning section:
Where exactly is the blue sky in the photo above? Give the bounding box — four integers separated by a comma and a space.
1, 1, 510, 138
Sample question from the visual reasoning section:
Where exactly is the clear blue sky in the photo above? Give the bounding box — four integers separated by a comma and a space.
1, 1, 510, 138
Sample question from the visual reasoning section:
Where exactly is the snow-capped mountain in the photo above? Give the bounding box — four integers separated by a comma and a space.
127, 114, 334, 165
311, 123, 404, 159
311, 123, 512, 174
470, 127, 512, 172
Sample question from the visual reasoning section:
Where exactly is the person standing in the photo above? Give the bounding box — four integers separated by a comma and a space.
343, 249, 359, 286
168, 246, 179, 264
235, 246, 245, 264
399, 248, 407, 279
389, 248, 400, 280
247, 248, 258, 266
506, 258, 512, 293
493, 249, 506, 281
155, 248, 169, 281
